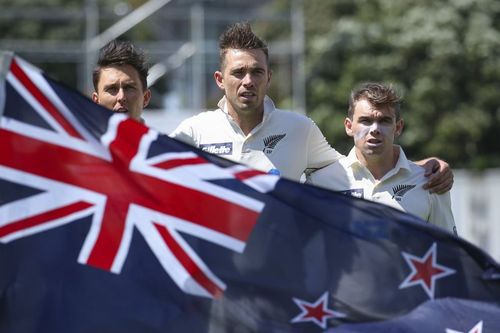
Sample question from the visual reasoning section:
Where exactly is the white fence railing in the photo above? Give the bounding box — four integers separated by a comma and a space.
451, 169, 500, 262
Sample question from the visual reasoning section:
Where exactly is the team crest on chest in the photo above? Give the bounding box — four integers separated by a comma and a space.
263, 134, 286, 154
392, 184, 416, 201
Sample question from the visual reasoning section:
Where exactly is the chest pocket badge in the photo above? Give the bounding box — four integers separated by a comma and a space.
263, 134, 286, 154
392, 184, 416, 201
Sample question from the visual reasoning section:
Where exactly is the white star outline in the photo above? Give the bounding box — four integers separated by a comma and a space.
399, 242, 456, 299
290, 291, 346, 329
446, 320, 483, 333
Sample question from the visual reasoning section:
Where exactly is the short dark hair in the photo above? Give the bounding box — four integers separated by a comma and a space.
348, 82, 402, 120
218, 22, 269, 69
92, 39, 149, 91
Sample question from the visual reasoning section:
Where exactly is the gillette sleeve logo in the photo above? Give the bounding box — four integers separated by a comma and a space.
199, 142, 233, 155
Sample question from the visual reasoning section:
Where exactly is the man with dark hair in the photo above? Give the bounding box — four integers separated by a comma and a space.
171, 22, 452, 193
309, 82, 456, 233
218, 21, 270, 69
171, 22, 340, 180
92, 39, 151, 122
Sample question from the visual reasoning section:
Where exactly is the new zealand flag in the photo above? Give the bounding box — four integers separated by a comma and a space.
1, 53, 499, 333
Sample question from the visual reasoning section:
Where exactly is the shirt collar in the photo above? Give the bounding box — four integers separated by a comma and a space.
345, 145, 412, 173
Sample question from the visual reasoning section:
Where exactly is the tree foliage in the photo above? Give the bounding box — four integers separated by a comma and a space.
267, 0, 500, 169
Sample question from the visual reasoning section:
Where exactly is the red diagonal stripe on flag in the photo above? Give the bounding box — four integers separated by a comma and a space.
9, 58, 84, 140
233, 169, 266, 181
152, 156, 207, 170
154, 223, 224, 298
0, 201, 93, 238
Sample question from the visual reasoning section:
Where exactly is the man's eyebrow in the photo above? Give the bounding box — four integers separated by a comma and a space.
230, 66, 245, 72
102, 82, 118, 88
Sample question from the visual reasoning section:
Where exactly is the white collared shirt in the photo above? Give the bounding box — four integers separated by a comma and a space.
170, 96, 342, 181
308, 146, 456, 234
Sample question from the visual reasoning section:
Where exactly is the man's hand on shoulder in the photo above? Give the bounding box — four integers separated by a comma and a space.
416, 157, 453, 194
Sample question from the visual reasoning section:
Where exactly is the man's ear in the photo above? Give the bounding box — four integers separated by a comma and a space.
345, 117, 354, 137
214, 71, 224, 90
143, 89, 152, 108
395, 118, 404, 137
92, 92, 99, 104
266, 70, 272, 89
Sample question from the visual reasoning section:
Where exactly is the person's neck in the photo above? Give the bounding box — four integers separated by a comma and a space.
356, 146, 399, 181
227, 105, 264, 136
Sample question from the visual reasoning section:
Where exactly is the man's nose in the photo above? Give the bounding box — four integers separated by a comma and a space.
116, 88, 126, 102
242, 73, 254, 87
369, 122, 381, 134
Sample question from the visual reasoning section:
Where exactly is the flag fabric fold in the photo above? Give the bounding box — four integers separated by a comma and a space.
1, 53, 499, 333
331, 298, 500, 333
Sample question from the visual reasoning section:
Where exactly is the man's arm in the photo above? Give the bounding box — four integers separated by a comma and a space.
304, 121, 345, 183
306, 120, 344, 169
415, 158, 453, 194
169, 119, 198, 147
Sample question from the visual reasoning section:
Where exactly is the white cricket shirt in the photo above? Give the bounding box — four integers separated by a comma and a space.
308, 146, 456, 234
170, 96, 343, 181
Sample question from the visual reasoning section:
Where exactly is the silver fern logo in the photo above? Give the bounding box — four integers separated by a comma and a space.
263, 134, 286, 154
392, 184, 416, 201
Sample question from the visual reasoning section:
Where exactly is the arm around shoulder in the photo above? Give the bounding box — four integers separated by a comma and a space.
415, 157, 454, 194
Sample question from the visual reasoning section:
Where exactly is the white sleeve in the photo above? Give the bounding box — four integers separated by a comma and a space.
305, 163, 330, 186
429, 192, 457, 235
169, 118, 198, 147
306, 120, 344, 171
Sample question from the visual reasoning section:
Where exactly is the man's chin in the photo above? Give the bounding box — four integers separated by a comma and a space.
363, 148, 387, 157
238, 101, 260, 112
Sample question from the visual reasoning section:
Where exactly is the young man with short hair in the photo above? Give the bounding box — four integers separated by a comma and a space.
171, 22, 342, 181
308, 82, 456, 233
92, 39, 151, 123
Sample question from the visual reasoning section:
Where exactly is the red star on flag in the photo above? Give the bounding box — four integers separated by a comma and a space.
446, 320, 483, 333
290, 292, 345, 329
399, 242, 456, 299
